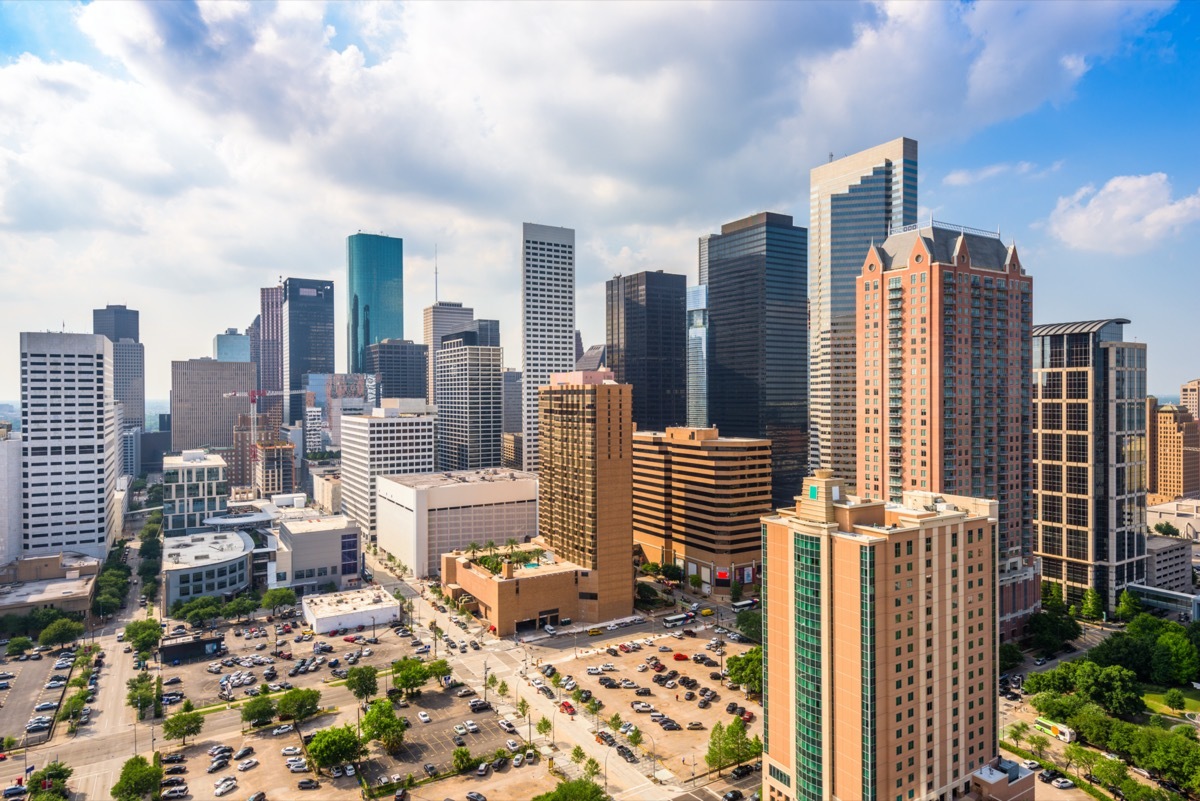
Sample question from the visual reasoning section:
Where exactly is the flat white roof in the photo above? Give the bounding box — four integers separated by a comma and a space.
0, 575, 94, 607
163, 530, 254, 570
302, 587, 400, 617
282, 515, 358, 535
383, 469, 537, 490
165, 452, 227, 468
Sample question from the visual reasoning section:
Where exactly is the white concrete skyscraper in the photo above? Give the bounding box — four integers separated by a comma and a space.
520, 223, 576, 472
423, 301, 475, 404
20, 332, 119, 560
809, 137, 917, 489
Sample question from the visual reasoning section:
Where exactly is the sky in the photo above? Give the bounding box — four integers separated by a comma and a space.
1, 0, 1198, 400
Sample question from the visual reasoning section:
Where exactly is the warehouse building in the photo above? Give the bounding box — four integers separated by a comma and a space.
301, 586, 401, 634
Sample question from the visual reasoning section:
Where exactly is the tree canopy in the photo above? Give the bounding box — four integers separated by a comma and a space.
361, 699, 407, 752
277, 687, 322, 722
307, 724, 366, 768
124, 619, 163, 653
28, 760, 72, 800
162, 705, 204, 745
345, 665, 379, 702
531, 779, 608, 801
735, 609, 762, 643
38, 618, 84, 648
241, 694, 277, 726
726, 646, 762, 695
111, 756, 161, 801
262, 588, 297, 616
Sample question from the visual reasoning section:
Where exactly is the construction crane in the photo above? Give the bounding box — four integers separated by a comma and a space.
222, 389, 310, 463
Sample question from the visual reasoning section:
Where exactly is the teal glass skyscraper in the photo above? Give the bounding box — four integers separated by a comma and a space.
347, 233, 404, 374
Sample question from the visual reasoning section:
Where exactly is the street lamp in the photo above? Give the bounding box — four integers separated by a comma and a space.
641, 729, 660, 782
603, 745, 614, 792
482, 659, 490, 703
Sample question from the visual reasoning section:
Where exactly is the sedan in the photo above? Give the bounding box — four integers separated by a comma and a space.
164, 766, 188, 775
233, 747, 254, 760
506, 739, 522, 751
207, 759, 229, 773
273, 724, 294, 736
237, 758, 258, 771
281, 746, 302, 756
34, 702, 58, 712
160, 777, 187, 787
163, 677, 182, 685
1051, 778, 1075, 790
418, 711, 431, 724
215, 780, 238, 796
453, 724, 468, 736
467, 793, 487, 801
298, 779, 321, 790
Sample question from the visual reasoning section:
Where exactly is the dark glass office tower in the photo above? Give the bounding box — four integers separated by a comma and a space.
606, 270, 686, 431
347, 233, 404, 374
282, 278, 335, 425
365, 339, 428, 400
706, 212, 808, 507
447, 319, 500, 348
93, 304, 139, 343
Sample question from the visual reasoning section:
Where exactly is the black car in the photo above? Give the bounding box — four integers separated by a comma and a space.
579, 690, 593, 702
163, 677, 182, 685
1038, 769, 1063, 784
723, 792, 744, 801
635, 687, 651, 696
303, 733, 315, 744
298, 779, 321, 790
698, 699, 710, 709
164, 766, 187, 775
606, 647, 619, 656
233, 747, 254, 760
453, 735, 466, 746
423, 763, 437, 777
662, 722, 681, 731
492, 756, 508, 770
731, 764, 754, 779
162, 754, 187, 764
207, 759, 229, 773
726, 702, 739, 714
160, 777, 186, 787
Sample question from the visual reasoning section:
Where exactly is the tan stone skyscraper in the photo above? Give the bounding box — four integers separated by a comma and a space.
1181, 378, 1200, 421
1148, 402, 1200, 505
538, 370, 633, 622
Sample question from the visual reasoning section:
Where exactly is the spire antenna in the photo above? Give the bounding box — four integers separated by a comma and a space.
434, 243, 439, 302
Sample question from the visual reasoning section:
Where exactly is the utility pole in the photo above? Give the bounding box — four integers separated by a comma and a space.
482, 660, 490, 703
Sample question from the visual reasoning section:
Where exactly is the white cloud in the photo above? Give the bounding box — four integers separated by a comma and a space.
1048, 173, 1200, 254
942, 160, 1061, 186
0, 0, 1179, 397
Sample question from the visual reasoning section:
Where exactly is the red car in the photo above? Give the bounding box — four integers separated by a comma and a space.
673, 653, 688, 661
618, 644, 631, 653
741, 711, 755, 723
651, 663, 666, 672
560, 701, 576, 715
343, 636, 358, 643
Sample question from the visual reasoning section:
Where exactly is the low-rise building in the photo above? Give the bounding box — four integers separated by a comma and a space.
275, 515, 361, 596
313, 471, 342, 514
1148, 498, 1200, 540
161, 530, 254, 612
376, 469, 538, 579
1146, 534, 1192, 594
0, 553, 100, 618
301, 586, 401, 634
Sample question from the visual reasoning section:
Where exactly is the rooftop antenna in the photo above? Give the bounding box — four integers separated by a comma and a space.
434, 243, 439, 302
829, 152, 834, 163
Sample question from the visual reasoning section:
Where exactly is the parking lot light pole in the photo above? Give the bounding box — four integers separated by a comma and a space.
482, 659, 490, 703
603, 746, 613, 792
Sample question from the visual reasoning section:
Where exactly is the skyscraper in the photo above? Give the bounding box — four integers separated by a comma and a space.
365, 339, 427, 400
434, 334, 503, 470
521, 223, 576, 472
809, 137, 917, 488
538, 370, 633, 622
92, 304, 144, 433
282, 277, 335, 426
20, 332, 118, 560
213, 328, 251, 361
423, 301, 475, 404
258, 286, 284, 429
856, 220, 1038, 640
686, 285, 708, 428
92, 304, 139, 343
170, 358, 256, 451
347, 233, 404, 374
502, 369, 523, 434
605, 270, 687, 431
1147, 402, 1200, 505
1182, 378, 1200, 421
706, 212, 808, 507
1032, 319, 1147, 611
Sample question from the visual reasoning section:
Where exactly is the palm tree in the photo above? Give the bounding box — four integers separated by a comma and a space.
506, 538, 519, 557
466, 542, 481, 561
530, 547, 545, 565
484, 540, 497, 557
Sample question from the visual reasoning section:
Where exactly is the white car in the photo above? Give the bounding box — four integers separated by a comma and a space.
344, 764, 356, 776
601, 663, 617, 671
215, 780, 238, 796
1021, 759, 1039, 771
636, 664, 648, 672
286, 757, 308, 766
237, 758, 258, 771
1051, 778, 1075, 790
499, 719, 517, 733
330, 765, 343, 778
273, 724, 294, 736
513, 753, 525, 768
418, 711, 431, 723
506, 739, 522, 751
586, 667, 601, 676
281, 746, 302, 756
453, 724, 468, 736
289, 762, 310, 773
465, 720, 480, 733
607, 624, 619, 631
563, 679, 577, 691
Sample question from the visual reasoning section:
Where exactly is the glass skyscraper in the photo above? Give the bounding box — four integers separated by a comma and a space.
347, 233, 404, 374
686, 285, 708, 427
282, 277, 335, 426
605, 270, 687, 431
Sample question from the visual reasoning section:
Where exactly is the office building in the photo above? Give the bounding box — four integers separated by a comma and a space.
1148, 402, 1200, 506
365, 339, 427, 401
303, 406, 323, 454
632, 427, 771, 592
698, 234, 712, 285
170, 358, 255, 451
140, 430, 171, 474
537, 370, 633, 622
706, 212, 808, 507
213, 328, 251, 362
93, 305, 144, 434
230, 414, 270, 489
449, 318, 500, 348
377, 469, 538, 579
1145, 535, 1190, 594
575, 330, 584, 363
1032, 319, 1147, 611
433, 335, 503, 470
762, 470, 1025, 801
20, 332, 118, 560
282, 277, 335, 426
521, 223, 577, 472
341, 399, 436, 542
120, 427, 142, 479
501, 433, 523, 471
576, 344, 606, 371
162, 450, 229, 536
254, 441, 296, 498
303, 373, 380, 412
856, 220, 1038, 640
276, 515, 361, 595
161, 530, 253, 611
313, 472, 342, 515
0, 553, 99, 619
247, 315, 261, 367
1148, 498, 1200, 540
809, 138, 918, 487
424, 301, 475, 403
348, 233, 404, 374
328, 397, 369, 450
502, 369, 523, 434
0, 428, 23, 567
686, 285, 708, 428
92, 304, 139, 343
606, 270, 687, 431
1182, 378, 1200, 421
257, 285, 284, 428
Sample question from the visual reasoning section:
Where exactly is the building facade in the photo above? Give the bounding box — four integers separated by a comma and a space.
20, 332, 118, 560
433, 337, 503, 471
282, 277, 335, 426
856, 221, 1038, 641
254, 441, 296, 498
365, 340, 427, 402
162, 531, 253, 612
340, 400, 436, 542
1182, 378, 1200, 421
632, 427, 771, 593
809, 138, 918, 488
502, 369, 523, 434
686, 285, 708, 428
170, 358, 256, 451
1032, 319, 1147, 611
1145, 535, 1191, 594
521, 224, 577, 472
538, 370, 633, 622
275, 515, 360, 595
1148, 498, 1200, 540
93, 304, 139, 343
93, 304, 144, 434
605, 270, 687, 431
762, 470, 1006, 801
1147, 402, 1200, 506
213, 328, 251, 362
162, 451, 229, 535
423, 301, 475, 404
348, 233, 404, 374
257, 285, 285, 429
0, 429, 22, 566
230, 414, 270, 488
706, 212, 808, 507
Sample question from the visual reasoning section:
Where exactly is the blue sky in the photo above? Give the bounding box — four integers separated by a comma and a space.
0, 0, 1197, 399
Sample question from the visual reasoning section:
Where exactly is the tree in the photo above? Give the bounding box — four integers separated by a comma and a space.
1092, 755, 1128, 789
688, 574, 703, 592
392, 657, 431, 696
29, 760, 72, 800
1155, 521, 1181, 538
531, 779, 608, 801
307, 724, 366, 768
660, 564, 684, 582
586, 697, 602, 719
221, 596, 259, 621
705, 721, 728, 774
583, 757, 600, 780
537, 716, 552, 738
1027, 734, 1050, 761
38, 618, 84, 648
729, 579, 743, 603
126, 673, 155, 718
517, 698, 530, 722
162, 706, 204, 745
1069, 743, 1099, 780
93, 593, 121, 618
635, 582, 659, 603
277, 687, 322, 723
723, 716, 754, 764
111, 755, 162, 801
466, 542, 481, 560
5, 636, 32, 656
726, 646, 763, 695
1116, 589, 1143, 621
735, 609, 762, 643
362, 699, 406, 752
124, 619, 163, 653
1008, 721, 1029, 751
1081, 588, 1104, 621
1166, 688, 1188, 713
1153, 630, 1200, 686
262, 588, 297, 616
628, 728, 643, 748
486, 673, 498, 692
345, 665, 379, 703
452, 746, 478, 773
484, 539, 497, 557
530, 546, 545, 565
425, 658, 452, 681
505, 538, 519, 557
498, 680, 509, 698
999, 643, 1025, 672
571, 745, 585, 765
241, 694, 277, 726
608, 713, 623, 731
1042, 582, 1067, 616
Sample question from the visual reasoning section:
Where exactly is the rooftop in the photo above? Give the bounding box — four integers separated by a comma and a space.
165, 451, 227, 469
280, 515, 358, 535
302, 587, 401, 617
1147, 534, 1190, 552
163, 530, 254, 570
1032, 318, 1131, 337
383, 469, 538, 490
876, 220, 1016, 273
0, 574, 94, 607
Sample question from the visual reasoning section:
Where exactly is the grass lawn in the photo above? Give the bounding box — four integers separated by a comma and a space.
1143, 683, 1200, 714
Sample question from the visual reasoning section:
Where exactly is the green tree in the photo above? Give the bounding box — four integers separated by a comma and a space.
162, 705, 203, 745
498, 680, 509, 698
1080, 588, 1104, 621
452, 746, 478, 773
277, 687, 322, 723
345, 665, 379, 703
28, 759, 72, 799
688, 574, 703, 592
38, 618, 84, 648
536, 716, 552, 738
5, 636, 32, 656
1008, 720, 1029, 751
586, 698, 602, 718
486, 672, 499, 692
723, 716, 754, 764
636, 582, 659, 602
1069, 743, 1099, 780
571, 688, 584, 704
241, 694, 277, 726
1092, 757, 1128, 790
571, 745, 585, 764
110, 755, 162, 801
466, 542, 481, 560
583, 757, 600, 780
262, 588, 297, 616
729, 578, 743, 603
660, 564, 684, 582
531, 779, 608, 801
307, 724, 366, 768
126, 673, 155, 718
1042, 582, 1067, 616
705, 721, 728, 774
392, 657, 431, 696
362, 699, 407, 752
1116, 589, 1143, 621
517, 698, 530, 721
1153, 630, 1200, 685
999, 643, 1025, 672
1027, 733, 1050, 760
628, 728, 644, 748
1155, 521, 1181, 538
608, 713, 623, 731
124, 619, 163, 653
1165, 688, 1188, 713
425, 658, 452, 681
221, 596, 259, 621
736, 609, 763, 643
726, 646, 763, 695
93, 593, 121, 618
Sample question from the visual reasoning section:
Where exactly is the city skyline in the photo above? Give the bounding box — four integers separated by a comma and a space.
0, 3, 1197, 398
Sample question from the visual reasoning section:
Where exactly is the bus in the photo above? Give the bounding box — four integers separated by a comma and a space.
731, 599, 760, 613
1033, 717, 1075, 743
663, 613, 694, 628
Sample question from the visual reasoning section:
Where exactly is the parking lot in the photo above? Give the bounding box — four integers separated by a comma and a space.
424, 759, 559, 801
0, 644, 89, 747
